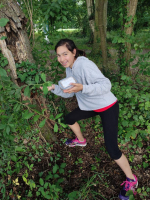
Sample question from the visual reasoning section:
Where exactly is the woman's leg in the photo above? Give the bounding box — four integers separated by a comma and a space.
64, 107, 97, 141
68, 122, 84, 141
115, 154, 134, 180
99, 102, 134, 179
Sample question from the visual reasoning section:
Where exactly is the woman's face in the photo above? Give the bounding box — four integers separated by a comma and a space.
56, 45, 76, 69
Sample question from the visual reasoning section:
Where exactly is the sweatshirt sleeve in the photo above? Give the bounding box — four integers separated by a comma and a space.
82, 77, 111, 96
51, 84, 74, 98
76, 62, 112, 96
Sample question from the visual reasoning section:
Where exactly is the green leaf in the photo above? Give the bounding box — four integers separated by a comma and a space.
6, 125, 10, 134
15, 146, 25, 152
68, 191, 79, 199
9, 124, 16, 132
55, 113, 63, 120
59, 168, 64, 174
54, 123, 58, 132
0, 67, 7, 76
39, 178, 44, 186
19, 73, 27, 82
24, 86, 30, 97
13, 103, 20, 112
0, 18, 9, 27
35, 74, 39, 84
41, 73, 46, 82
59, 122, 67, 128
23, 110, 34, 119
0, 36, 7, 40
43, 84, 48, 95
33, 115, 40, 122
143, 162, 149, 168
60, 163, 66, 168
8, 115, 13, 123
39, 119, 46, 128
44, 81, 53, 87
11, 155, 17, 162
0, 124, 5, 129
53, 164, 59, 174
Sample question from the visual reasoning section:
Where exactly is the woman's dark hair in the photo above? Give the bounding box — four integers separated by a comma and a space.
55, 38, 86, 58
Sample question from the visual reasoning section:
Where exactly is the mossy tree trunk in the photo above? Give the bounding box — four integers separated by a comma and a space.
124, 0, 138, 76
0, 0, 56, 142
92, 0, 101, 54
86, 0, 95, 34
97, 0, 108, 72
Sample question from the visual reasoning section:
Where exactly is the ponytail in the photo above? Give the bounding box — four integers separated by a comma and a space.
76, 49, 86, 58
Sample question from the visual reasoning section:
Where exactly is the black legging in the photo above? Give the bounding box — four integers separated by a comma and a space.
64, 101, 122, 160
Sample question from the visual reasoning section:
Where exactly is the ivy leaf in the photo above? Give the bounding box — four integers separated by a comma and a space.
0, 18, 9, 27
23, 112, 34, 120
0, 67, 7, 76
54, 123, 58, 132
39, 119, 46, 128
55, 113, 63, 120
41, 73, 46, 82
43, 84, 48, 95
24, 86, 30, 97
39, 178, 44, 186
59, 122, 67, 128
0, 124, 5, 129
33, 115, 40, 122
13, 103, 21, 112
0, 36, 7, 40
60, 163, 66, 168
15, 147, 25, 152
6, 125, 10, 134
35, 74, 39, 84
53, 164, 59, 174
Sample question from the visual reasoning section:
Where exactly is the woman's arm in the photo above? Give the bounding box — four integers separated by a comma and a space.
51, 84, 74, 98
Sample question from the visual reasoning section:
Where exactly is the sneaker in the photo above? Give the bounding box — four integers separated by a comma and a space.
65, 137, 87, 147
119, 174, 138, 200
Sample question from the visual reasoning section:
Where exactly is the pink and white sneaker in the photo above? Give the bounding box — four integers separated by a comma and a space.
65, 137, 87, 147
119, 174, 138, 200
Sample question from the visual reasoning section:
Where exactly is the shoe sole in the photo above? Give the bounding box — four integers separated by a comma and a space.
67, 143, 87, 147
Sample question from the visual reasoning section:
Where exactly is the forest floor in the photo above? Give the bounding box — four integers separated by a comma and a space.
50, 97, 150, 200
4, 95, 150, 200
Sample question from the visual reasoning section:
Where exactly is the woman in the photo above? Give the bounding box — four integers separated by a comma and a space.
42, 38, 138, 200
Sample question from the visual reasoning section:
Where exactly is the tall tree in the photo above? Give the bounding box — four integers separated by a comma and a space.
92, 0, 101, 53
124, 0, 138, 75
86, 0, 94, 34
0, 0, 56, 142
0, 0, 34, 83
97, 0, 108, 71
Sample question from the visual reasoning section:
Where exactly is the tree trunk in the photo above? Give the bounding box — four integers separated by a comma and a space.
0, 0, 35, 82
97, 0, 108, 72
86, 0, 95, 34
92, 0, 101, 54
0, 0, 56, 143
124, 0, 138, 75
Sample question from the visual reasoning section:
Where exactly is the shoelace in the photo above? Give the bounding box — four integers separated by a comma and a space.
121, 180, 137, 195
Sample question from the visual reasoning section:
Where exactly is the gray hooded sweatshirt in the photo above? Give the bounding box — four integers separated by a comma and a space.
51, 56, 117, 111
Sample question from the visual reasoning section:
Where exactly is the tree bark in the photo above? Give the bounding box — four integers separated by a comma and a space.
0, 0, 56, 143
97, 0, 108, 72
0, 0, 35, 81
92, 0, 101, 54
124, 0, 138, 75
86, 0, 95, 34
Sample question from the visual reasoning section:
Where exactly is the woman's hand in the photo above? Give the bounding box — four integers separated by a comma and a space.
40, 84, 55, 91
63, 83, 83, 93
